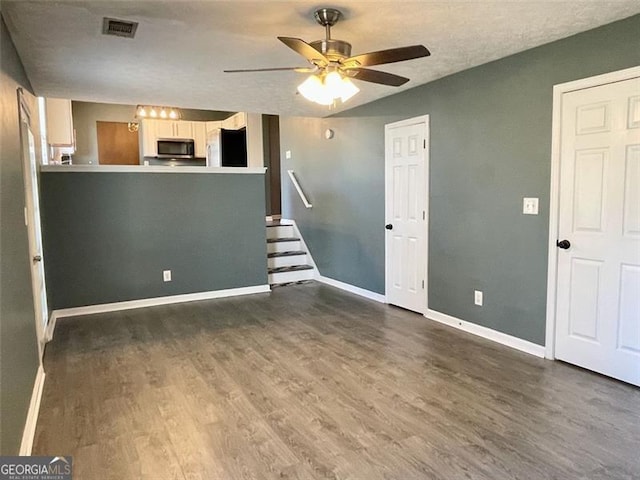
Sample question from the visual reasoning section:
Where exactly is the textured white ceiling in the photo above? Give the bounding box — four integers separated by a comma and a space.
3, 1, 639, 117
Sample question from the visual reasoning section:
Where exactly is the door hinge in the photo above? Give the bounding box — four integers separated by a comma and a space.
422, 280, 425, 289
423, 139, 426, 149
422, 210, 425, 220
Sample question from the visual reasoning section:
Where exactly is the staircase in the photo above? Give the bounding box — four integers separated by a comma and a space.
266, 221, 315, 288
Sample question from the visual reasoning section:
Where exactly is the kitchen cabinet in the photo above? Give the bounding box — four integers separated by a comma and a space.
175, 121, 193, 139
141, 119, 157, 157
193, 122, 207, 158
205, 121, 222, 136
154, 120, 174, 139
154, 120, 192, 139
45, 98, 75, 147
222, 112, 246, 130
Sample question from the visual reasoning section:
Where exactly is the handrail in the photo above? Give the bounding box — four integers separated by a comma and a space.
287, 170, 312, 209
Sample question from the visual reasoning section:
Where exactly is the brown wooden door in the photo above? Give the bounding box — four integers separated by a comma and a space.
96, 121, 140, 165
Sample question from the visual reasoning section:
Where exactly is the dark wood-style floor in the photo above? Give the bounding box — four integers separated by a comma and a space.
34, 282, 639, 479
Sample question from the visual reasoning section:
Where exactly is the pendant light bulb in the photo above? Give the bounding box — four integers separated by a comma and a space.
324, 71, 343, 93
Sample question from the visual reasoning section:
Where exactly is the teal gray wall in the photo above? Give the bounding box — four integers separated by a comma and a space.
280, 15, 640, 345
71, 101, 235, 165
40, 171, 267, 309
0, 16, 40, 454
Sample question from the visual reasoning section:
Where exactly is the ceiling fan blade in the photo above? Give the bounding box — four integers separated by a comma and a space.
224, 66, 315, 73
278, 37, 328, 67
348, 68, 410, 87
341, 45, 430, 68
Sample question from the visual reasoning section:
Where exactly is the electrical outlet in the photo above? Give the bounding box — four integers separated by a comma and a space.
163, 270, 172, 282
523, 197, 539, 215
474, 290, 483, 306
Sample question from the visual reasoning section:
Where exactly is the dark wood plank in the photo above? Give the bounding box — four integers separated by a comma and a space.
33, 282, 640, 479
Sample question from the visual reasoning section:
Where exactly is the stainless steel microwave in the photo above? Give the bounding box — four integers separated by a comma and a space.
157, 138, 195, 158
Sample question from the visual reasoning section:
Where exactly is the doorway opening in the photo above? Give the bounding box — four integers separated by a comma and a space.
263, 114, 282, 218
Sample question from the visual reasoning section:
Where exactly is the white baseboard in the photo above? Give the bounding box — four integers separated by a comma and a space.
317, 275, 387, 303
425, 309, 545, 358
47, 285, 271, 340
19, 364, 45, 456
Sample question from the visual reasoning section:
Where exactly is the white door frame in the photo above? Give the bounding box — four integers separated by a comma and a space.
384, 114, 430, 312
545, 66, 640, 359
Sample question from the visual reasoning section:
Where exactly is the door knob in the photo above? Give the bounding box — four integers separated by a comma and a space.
385, 224, 393, 230
556, 240, 571, 250
33, 255, 42, 262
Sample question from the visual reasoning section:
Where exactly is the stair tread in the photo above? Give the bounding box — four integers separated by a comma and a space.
268, 265, 314, 274
270, 280, 313, 288
266, 237, 300, 243
267, 250, 307, 258
266, 222, 293, 228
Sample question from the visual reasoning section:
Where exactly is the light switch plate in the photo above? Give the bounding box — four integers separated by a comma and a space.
523, 197, 539, 215
285, 150, 292, 159
474, 290, 483, 306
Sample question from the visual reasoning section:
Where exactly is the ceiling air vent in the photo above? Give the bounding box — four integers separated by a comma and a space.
102, 17, 138, 38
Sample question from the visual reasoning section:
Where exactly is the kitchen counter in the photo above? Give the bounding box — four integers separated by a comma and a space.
41, 165, 266, 174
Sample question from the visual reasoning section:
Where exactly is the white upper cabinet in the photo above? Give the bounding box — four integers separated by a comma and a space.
45, 98, 74, 147
175, 121, 193, 139
153, 120, 192, 139
205, 121, 222, 136
222, 112, 246, 130
192, 122, 207, 158
141, 119, 157, 157
154, 120, 174, 139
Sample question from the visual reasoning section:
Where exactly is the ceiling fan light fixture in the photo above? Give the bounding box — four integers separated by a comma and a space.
298, 72, 359, 106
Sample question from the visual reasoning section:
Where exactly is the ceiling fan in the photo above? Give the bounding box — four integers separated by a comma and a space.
224, 8, 430, 105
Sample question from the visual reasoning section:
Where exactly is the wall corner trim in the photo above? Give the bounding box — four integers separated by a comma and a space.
425, 309, 546, 358
316, 275, 387, 303
19, 365, 46, 456
46, 285, 271, 341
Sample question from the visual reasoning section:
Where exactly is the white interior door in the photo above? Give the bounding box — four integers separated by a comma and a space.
555, 76, 640, 386
385, 116, 428, 314
19, 91, 49, 359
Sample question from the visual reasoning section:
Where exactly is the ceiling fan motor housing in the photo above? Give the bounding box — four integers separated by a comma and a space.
310, 39, 352, 61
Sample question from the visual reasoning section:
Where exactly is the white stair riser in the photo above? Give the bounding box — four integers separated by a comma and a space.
266, 225, 294, 239
267, 240, 301, 253
268, 255, 307, 269
269, 269, 314, 284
